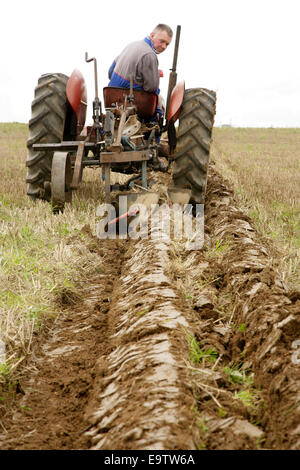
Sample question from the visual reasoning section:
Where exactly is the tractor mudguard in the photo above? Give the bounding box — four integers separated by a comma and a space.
167, 80, 185, 125
66, 69, 87, 134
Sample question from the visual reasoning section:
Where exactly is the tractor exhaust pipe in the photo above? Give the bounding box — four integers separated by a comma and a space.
85, 52, 102, 145
165, 25, 181, 122
85, 52, 99, 99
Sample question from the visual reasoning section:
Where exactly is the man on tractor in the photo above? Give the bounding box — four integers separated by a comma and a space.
107, 24, 173, 120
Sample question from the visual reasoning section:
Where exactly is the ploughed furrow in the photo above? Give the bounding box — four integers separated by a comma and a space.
202, 166, 300, 450
0, 227, 198, 450
84, 236, 197, 450
168, 162, 300, 450
1, 161, 299, 450
0, 237, 125, 450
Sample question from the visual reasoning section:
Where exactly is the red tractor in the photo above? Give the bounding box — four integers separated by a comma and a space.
25, 26, 216, 212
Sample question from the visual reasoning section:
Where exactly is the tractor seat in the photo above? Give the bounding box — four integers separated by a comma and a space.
103, 87, 158, 120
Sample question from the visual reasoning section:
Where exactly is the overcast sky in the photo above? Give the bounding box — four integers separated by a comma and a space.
1, 0, 299, 127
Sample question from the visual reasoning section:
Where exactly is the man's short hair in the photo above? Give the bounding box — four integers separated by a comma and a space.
152, 24, 173, 38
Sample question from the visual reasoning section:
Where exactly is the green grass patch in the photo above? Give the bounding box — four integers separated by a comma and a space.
207, 240, 232, 258
188, 334, 218, 364
223, 364, 253, 385
233, 389, 254, 408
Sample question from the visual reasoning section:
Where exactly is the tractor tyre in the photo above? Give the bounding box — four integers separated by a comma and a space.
26, 73, 69, 200
172, 88, 216, 204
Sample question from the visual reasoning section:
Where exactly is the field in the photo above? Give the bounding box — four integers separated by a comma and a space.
212, 128, 300, 289
0, 123, 299, 449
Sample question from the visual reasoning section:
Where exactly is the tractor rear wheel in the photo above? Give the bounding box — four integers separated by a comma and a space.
172, 88, 216, 204
26, 73, 69, 200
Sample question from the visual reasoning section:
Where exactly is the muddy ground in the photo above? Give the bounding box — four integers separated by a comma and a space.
0, 164, 299, 450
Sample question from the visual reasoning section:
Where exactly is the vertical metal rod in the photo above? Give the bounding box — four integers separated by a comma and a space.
141, 161, 147, 190
172, 25, 181, 72
104, 163, 111, 203
165, 25, 181, 121
85, 52, 102, 146
129, 73, 134, 106
85, 52, 99, 99
94, 59, 99, 99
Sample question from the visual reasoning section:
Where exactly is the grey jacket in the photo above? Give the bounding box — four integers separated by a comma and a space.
109, 39, 160, 93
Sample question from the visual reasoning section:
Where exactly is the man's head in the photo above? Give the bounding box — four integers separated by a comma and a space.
150, 24, 173, 54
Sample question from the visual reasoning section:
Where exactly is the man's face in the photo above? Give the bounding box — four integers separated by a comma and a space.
150, 30, 172, 54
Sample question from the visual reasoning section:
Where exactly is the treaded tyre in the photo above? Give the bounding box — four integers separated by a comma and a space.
172, 88, 216, 203
26, 73, 69, 200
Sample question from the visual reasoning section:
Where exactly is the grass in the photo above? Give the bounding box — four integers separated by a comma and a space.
188, 334, 218, 364
207, 240, 232, 258
223, 364, 253, 386
233, 390, 254, 409
0, 122, 108, 388
212, 127, 300, 290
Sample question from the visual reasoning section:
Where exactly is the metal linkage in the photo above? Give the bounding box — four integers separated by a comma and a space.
85, 52, 103, 147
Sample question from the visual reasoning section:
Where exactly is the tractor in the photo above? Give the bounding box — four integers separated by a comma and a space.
25, 26, 216, 213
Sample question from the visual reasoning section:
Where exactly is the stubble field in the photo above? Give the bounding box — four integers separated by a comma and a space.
0, 123, 299, 450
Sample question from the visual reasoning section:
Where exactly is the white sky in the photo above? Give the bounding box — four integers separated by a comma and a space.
1, 0, 299, 127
